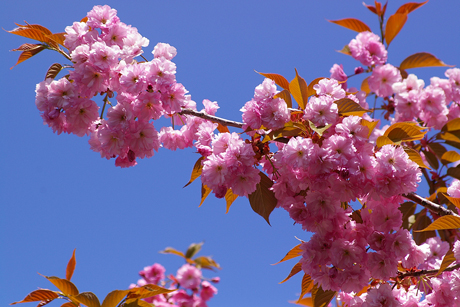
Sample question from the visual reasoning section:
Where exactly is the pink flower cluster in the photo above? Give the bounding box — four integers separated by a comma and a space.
131, 263, 218, 307
348, 32, 387, 67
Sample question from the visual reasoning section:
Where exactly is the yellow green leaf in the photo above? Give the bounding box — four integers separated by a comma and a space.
200, 184, 212, 207
361, 77, 370, 96
384, 122, 427, 143
184, 157, 203, 188
66, 249, 76, 281
308, 121, 332, 137
193, 256, 221, 270
273, 244, 303, 265
185, 242, 203, 259
11, 290, 59, 305
298, 274, 314, 301
289, 69, 309, 110
279, 262, 302, 284
101, 290, 130, 307
159, 247, 185, 258
256, 71, 290, 90
416, 215, 460, 232
400, 52, 454, 70
385, 13, 408, 46
441, 150, 460, 165
248, 172, 277, 225
43, 276, 79, 296
327, 18, 371, 33
337, 44, 351, 56
274, 89, 292, 108
307, 77, 327, 98
376, 135, 395, 147
225, 188, 238, 213
74, 292, 100, 307
437, 249, 457, 276
395, 1, 429, 14
403, 146, 430, 169
335, 98, 369, 116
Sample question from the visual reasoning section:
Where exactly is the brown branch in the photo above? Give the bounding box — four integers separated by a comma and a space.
179, 108, 244, 128
403, 192, 460, 217
398, 264, 460, 278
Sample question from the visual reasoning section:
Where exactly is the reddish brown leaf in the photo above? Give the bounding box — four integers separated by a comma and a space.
8, 27, 49, 44
416, 215, 460, 232
43, 275, 79, 296
256, 71, 290, 90
12, 43, 44, 52
279, 262, 302, 284
298, 274, 314, 301
328, 18, 371, 33
400, 52, 454, 70
216, 123, 229, 133
248, 172, 277, 225
15, 22, 52, 35
363, 2, 377, 15
448, 167, 460, 181
403, 146, 430, 169
100, 290, 130, 307
46, 63, 63, 80
335, 98, 369, 116
384, 122, 427, 143
10, 45, 46, 69
442, 118, 460, 132
274, 89, 292, 109
289, 69, 309, 110
312, 285, 336, 307
159, 247, 185, 258
47, 32, 66, 47
184, 157, 204, 188
11, 290, 59, 305
66, 249, 76, 281
385, 12, 408, 46
74, 292, 100, 307
126, 285, 175, 301
395, 1, 429, 14
273, 244, 303, 265
60, 303, 78, 307
441, 150, 460, 165
412, 213, 437, 244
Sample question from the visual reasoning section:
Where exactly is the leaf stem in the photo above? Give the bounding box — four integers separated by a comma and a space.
179, 108, 244, 128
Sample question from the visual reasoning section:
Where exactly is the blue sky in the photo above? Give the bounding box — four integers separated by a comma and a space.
1, 1, 459, 306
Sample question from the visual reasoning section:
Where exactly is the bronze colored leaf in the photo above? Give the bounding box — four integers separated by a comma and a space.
376, 135, 395, 147
256, 71, 290, 90
248, 172, 277, 225
66, 249, 76, 281
443, 194, 460, 210
8, 27, 49, 43
422, 150, 439, 170
360, 119, 378, 138
15, 22, 52, 35
122, 300, 150, 307
361, 77, 370, 96
200, 184, 212, 207
225, 188, 238, 213
337, 44, 351, 56
100, 290, 130, 307
46, 63, 63, 80
403, 146, 430, 169
384, 122, 427, 143
10, 45, 46, 69
412, 213, 436, 244
415, 215, 460, 232
289, 69, 309, 110
363, 2, 377, 15
46, 32, 66, 47
385, 13, 408, 46
74, 292, 100, 307
442, 118, 460, 132
327, 18, 371, 33
279, 262, 302, 284
193, 256, 221, 270
291, 297, 313, 306
216, 123, 230, 133
274, 89, 292, 109
307, 77, 327, 98
184, 157, 204, 188
428, 143, 447, 158
44, 276, 79, 296
185, 242, 203, 259
395, 1, 429, 14
447, 167, 460, 181
11, 290, 59, 305
273, 244, 303, 265
159, 247, 185, 258
400, 52, 454, 70
298, 274, 314, 301
335, 98, 369, 116
312, 285, 336, 307
441, 151, 460, 165
351, 210, 363, 224
127, 284, 175, 300
11, 43, 44, 52
60, 303, 78, 307
399, 202, 416, 230
437, 249, 456, 276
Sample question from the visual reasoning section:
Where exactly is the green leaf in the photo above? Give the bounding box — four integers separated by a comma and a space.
185, 242, 203, 259
400, 52, 454, 70
416, 215, 460, 232
327, 18, 371, 32
308, 121, 332, 137
248, 172, 277, 225
184, 157, 204, 188
289, 69, 309, 110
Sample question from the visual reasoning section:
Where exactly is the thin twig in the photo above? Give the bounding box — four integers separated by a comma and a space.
179, 108, 244, 128
403, 192, 460, 217
398, 264, 460, 278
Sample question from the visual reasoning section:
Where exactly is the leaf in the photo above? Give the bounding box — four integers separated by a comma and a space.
335, 98, 369, 116
11, 290, 59, 305
216, 123, 229, 133
360, 119, 378, 138
122, 300, 147, 307
10, 44, 46, 69
127, 285, 175, 300
399, 202, 417, 230
298, 274, 314, 301
43, 275, 79, 296
412, 213, 436, 244
307, 77, 327, 98
442, 118, 460, 132
256, 71, 290, 90
437, 249, 457, 276
274, 89, 292, 109
395, 1, 429, 14
361, 77, 370, 96
225, 188, 239, 213
100, 290, 130, 307
279, 262, 302, 284
291, 297, 313, 306
403, 146, 430, 169
264, 126, 304, 143
416, 215, 460, 232
289, 69, 309, 110
384, 122, 427, 143
60, 303, 78, 307
308, 121, 332, 138
448, 167, 460, 181
444, 194, 460, 210
11, 43, 44, 52
400, 52, 454, 70
46, 32, 66, 47
363, 2, 378, 15
438, 132, 460, 144
193, 256, 221, 270
441, 150, 460, 165
185, 242, 203, 259
199, 184, 212, 207
273, 244, 303, 265
428, 143, 447, 159
337, 44, 351, 56
327, 18, 371, 33
385, 13, 408, 46
65, 249, 76, 281
312, 285, 336, 307
159, 247, 185, 258
74, 292, 100, 307
248, 172, 277, 225
422, 150, 438, 170
45, 63, 63, 80
184, 157, 204, 188
7, 27, 50, 43
376, 135, 395, 147
350, 210, 363, 224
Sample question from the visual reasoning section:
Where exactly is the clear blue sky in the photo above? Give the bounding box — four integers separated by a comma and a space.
1, 1, 459, 306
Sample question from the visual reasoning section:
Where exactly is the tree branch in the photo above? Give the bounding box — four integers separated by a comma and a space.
398, 264, 460, 278
179, 108, 244, 128
403, 192, 460, 217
